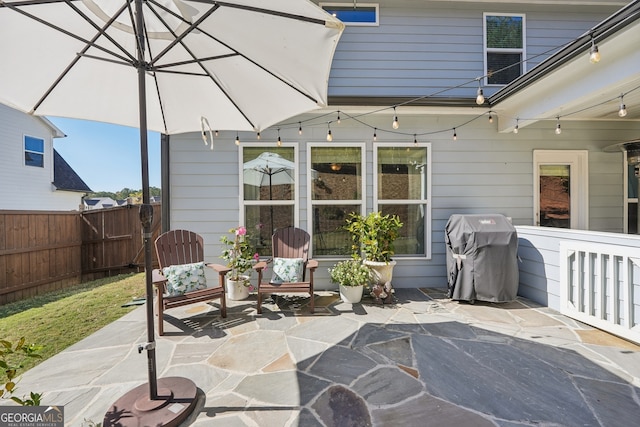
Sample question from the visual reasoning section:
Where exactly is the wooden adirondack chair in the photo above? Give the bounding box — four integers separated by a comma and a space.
253, 226, 318, 314
153, 229, 228, 335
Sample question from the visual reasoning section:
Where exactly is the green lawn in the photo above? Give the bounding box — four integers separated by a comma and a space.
0, 273, 147, 372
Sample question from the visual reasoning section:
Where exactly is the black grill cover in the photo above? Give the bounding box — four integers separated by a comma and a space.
445, 214, 519, 302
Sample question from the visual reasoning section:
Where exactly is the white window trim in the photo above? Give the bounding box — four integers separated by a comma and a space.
483, 12, 527, 87
306, 142, 367, 260
23, 134, 45, 168
533, 150, 589, 230
320, 2, 379, 26
239, 143, 300, 229
373, 142, 432, 260
624, 151, 638, 234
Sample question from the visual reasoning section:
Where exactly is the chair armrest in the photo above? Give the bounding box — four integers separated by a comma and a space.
152, 269, 167, 284
306, 259, 318, 270
253, 260, 269, 272
207, 263, 231, 276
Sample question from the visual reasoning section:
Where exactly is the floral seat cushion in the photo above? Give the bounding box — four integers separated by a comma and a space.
162, 261, 207, 296
271, 257, 304, 284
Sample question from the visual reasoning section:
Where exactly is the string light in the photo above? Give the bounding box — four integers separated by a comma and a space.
256, 132, 261, 140
589, 36, 600, 64
298, 122, 303, 135
514, 118, 519, 134
326, 123, 333, 142
215, 130, 219, 137
337, 111, 341, 124
392, 107, 399, 129
476, 79, 485, 105
555, 117, 562, 135
235, 133, 240, 145
414, 134, 418, 146
618, 94, 627, 117
452, 128, 457, 141
373, 128, 377, 141
277, 128, 282, 146
488, 113, 493, 123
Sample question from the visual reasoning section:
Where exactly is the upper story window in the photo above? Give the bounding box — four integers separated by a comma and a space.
484, 13, 526, 85
320, 3, 379, 26
309, 144, 365, 257
24, 135, 44, 167
241, 146, 298, 255
375, 144, 431, 258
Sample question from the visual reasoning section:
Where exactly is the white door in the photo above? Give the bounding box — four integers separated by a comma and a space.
534, 150, 588, 229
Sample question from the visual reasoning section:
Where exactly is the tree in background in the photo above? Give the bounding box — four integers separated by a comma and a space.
89, 186, 161, 203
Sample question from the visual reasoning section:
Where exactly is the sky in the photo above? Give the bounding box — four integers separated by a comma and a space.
49, 117, 161, 193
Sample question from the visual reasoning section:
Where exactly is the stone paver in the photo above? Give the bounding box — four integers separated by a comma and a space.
11, 289, 640, 426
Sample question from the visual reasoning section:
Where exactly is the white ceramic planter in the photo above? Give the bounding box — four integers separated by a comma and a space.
364, 260, 397, 285
339, 284, 364, 303
226, 276, 251, 300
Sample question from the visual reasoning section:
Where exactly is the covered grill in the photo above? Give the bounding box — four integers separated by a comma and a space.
445, 214, 519, 302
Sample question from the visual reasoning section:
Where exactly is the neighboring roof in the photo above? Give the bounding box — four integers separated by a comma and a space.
490, 0, 640, 132
52, 149, 91, 192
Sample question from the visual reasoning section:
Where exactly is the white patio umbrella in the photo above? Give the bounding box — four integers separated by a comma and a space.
0, 1, 343, 425
244, 151, 298, 236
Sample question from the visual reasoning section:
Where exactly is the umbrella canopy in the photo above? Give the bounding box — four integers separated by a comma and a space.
0, 1, 343, 424
243, 151, 297, 187
0, 0, 343, 134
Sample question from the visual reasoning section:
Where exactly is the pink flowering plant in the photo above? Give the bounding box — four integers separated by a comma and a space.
220, 226, 259, 286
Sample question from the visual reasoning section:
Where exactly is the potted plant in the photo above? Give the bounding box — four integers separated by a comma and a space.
344, 211, 403, 302
329, 259, 372, 303
220, 226, 259, 300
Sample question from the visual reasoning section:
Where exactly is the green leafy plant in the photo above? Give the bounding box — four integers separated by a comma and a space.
329, 259, 373, 287
1, 337, 43, 406
220, 226, 259, 284
344, 211, 403, 263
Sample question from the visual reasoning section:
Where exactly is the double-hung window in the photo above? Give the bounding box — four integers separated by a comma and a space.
241, 146, 297, 255
309, 144, 365, 257
484, 13, 526, 85
375, 144, 431, 258
24, 135, 45, 167
320, 3, 378, 26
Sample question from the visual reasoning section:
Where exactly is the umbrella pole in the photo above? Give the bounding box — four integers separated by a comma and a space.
104, 1, 197, 425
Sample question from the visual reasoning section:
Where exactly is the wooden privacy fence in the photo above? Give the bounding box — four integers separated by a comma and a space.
0, 204, 161, 305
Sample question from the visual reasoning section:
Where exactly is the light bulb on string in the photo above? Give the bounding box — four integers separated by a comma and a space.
298, 122, 303, 135
326, 123, 333, 142
337, 111, 341, 124
256, 132, 261, 140
488, 113, 493, 123
618, 95, 627, 118
513, 118, 519, 134
589, 37, 600, 64
392, 107, 399, 129
277, 129, 282, 146
373, 128, 377, 141
414, 134, 418, 147
452, 128, 457, 141
235, 133, 240, 145
555, 117, 562, 135
476, 79, 485, 105
215, 130, 219, 137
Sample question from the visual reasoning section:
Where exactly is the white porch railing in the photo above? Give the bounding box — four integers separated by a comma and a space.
559, 241, 640, 344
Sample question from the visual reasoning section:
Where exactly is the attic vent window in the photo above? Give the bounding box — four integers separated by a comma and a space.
321, 3, 378, 25
24, 135, 44, 167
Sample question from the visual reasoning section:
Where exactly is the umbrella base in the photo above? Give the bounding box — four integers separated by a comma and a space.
103, 377, 197, 427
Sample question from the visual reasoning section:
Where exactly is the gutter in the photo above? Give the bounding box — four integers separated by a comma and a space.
489, 0, 640, 105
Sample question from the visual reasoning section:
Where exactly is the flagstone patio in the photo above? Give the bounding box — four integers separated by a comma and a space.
13, 288, 640, 426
